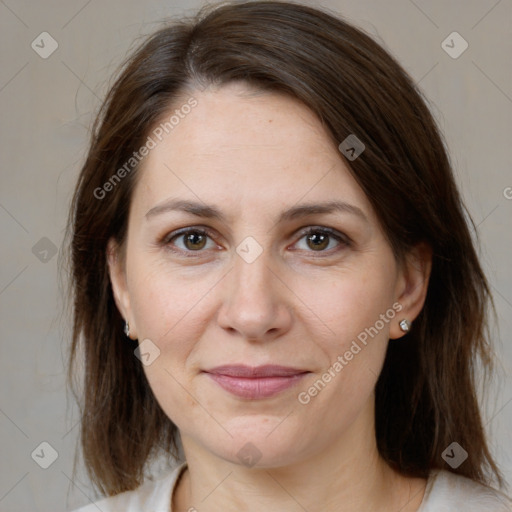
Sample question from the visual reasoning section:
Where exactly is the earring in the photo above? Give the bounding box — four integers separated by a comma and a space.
399, 319, 411, 332
124, 321, 130, 337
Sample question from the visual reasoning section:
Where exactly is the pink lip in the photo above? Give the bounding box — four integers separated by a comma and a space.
204, 365, 310, 399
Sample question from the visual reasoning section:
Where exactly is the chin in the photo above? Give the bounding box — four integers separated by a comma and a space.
199, 419, 314, 469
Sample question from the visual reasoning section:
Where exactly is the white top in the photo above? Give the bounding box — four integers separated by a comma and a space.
70, 463, 512, 512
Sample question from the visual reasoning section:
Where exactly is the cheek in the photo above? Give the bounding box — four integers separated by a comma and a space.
293, 264, 396, 349
127, 257, 215, 342
128, 267, 208, 425
295, 304, 392, 440
291, 263, 396, 411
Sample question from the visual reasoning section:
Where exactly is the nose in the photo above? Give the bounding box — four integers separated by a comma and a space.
216, 248, 293, 342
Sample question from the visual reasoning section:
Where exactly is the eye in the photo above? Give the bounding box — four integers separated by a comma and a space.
161, 225, 350, 257
292, 227, 350, 253
164, 228, 217, 253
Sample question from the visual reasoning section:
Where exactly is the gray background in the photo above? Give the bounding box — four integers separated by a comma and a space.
0, 0, 511, 510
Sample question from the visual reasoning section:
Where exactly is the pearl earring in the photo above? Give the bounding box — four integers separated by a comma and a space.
399, 319, 411, 332
124, 321, 130, 337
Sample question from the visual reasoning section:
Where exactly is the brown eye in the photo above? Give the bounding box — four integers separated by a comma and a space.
294, 227, 349, 253
306, 232, 330, 251
183, 231, 207, 250
165, 228, 216, 253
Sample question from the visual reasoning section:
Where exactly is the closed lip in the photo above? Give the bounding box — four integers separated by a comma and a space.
203, 365, 310, 399
203, 365, 309, 377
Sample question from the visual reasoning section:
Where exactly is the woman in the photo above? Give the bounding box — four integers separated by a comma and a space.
65, 1, 511, 511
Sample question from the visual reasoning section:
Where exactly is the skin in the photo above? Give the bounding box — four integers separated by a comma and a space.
107, 82, 432, 512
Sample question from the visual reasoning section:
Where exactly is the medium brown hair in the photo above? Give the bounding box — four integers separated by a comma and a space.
64, 0, 505, 497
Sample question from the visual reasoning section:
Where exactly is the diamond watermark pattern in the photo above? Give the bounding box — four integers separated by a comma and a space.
31, 32, 59, 59
32, 237, 58, 263
441, 32, 468, 59
31, 441, 59, 469
338, 134, 365, 161
134, 338, 161, 366
236, 442, 262, 467
236, 236, 263, 264
441, 442, 468, 468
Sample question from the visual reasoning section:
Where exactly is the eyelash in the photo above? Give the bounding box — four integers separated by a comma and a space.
160, 226, 351, 257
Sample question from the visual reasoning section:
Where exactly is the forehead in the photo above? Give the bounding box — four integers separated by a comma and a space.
153, 83, 335, 161
130, 83, 376, 225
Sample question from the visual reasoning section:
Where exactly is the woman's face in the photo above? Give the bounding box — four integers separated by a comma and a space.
108, 82, 427, 467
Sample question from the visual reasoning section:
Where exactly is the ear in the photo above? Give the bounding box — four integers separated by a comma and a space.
389, 241, 432, 340
106, 238, 137, 339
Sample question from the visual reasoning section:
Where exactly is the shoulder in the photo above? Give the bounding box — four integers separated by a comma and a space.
419, 469, 512, 512
68, 463, 187, 512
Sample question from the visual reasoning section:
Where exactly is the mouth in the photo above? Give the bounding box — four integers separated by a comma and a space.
203, 365, 310, 399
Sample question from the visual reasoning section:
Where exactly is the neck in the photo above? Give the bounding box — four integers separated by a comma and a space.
172, 400, 427, 512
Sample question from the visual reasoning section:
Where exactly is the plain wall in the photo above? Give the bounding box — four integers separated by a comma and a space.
0, 1, 511, 510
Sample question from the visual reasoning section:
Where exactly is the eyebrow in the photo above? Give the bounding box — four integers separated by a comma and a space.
145, 198, 369, 224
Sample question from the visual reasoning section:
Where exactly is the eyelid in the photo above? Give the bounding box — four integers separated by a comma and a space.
162, 225, 217, 243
